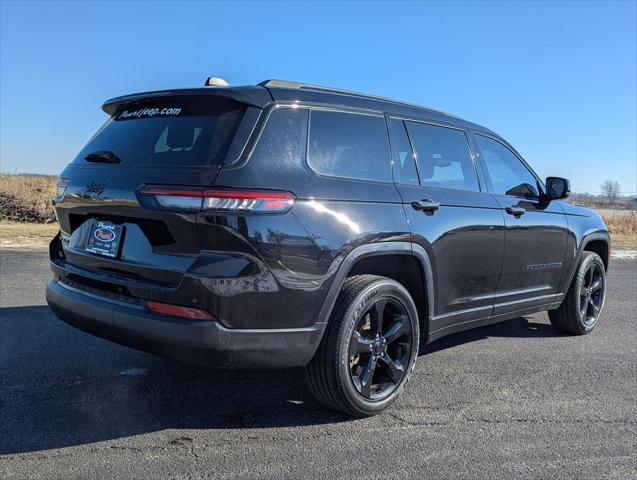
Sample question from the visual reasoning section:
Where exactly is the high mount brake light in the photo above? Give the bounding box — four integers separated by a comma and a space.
140, 187, 295, 213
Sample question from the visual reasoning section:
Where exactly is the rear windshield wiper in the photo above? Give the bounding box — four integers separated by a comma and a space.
84, 151, 121, 164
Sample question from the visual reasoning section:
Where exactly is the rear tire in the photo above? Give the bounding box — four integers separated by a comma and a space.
305, 275, 420, 417
549, 251, 606, 335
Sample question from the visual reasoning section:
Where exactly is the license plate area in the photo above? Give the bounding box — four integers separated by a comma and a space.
85, 221, 124, 258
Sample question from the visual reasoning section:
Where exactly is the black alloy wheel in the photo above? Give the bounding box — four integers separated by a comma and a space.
305, 275, 420, 417
348, 297, 413, 400
549, 251, 606, 335
578, 261, 605, 327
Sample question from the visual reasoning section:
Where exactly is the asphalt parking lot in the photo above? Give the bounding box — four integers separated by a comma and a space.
0, 249, 635, 479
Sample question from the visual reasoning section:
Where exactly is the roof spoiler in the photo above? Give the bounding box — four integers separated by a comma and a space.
101, 86, 272, 115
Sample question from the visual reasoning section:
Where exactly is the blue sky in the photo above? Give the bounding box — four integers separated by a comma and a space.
1, 1, 635, 194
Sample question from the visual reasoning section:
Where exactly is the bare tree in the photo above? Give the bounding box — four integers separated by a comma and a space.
600, 180, 621, 205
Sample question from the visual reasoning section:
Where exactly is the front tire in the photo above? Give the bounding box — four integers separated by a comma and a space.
305, 275, 420, 417
549, 251, 606, 335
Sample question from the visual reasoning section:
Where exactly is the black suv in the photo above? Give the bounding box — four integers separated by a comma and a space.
47, 79, 610, 416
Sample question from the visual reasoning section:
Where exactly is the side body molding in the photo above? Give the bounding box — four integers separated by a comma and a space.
314, 241, 435, 331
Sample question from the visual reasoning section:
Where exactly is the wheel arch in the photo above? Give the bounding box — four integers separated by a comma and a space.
559, 231, 611, 297
582, 235, 610, 269
315, 242, 434, 342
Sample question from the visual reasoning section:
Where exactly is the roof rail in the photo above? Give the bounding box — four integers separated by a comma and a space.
258, 79, 462, 119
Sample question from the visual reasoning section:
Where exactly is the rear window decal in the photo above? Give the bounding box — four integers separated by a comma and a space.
118, 107, 182, 120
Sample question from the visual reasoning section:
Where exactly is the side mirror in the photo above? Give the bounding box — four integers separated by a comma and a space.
545, 177, 570, 200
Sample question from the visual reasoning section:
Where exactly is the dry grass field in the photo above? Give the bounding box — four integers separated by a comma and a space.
597, 209, 637, 249
0, 173, 635, 250
0, 173, 57, 223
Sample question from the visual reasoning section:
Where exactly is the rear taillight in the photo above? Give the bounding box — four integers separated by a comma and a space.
202, 190, 295, 212
141, 187, 204, 210
146, 300, 215, 321
140, 186, 295, 213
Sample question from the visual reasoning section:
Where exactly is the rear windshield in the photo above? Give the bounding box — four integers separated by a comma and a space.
74, 96, 247, 167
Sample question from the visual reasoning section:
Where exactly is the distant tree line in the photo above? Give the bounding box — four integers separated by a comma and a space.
566, 179, 635, 210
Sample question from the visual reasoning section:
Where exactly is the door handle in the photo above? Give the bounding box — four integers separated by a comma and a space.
506, 206, 525, 217
411, 199, 440, 213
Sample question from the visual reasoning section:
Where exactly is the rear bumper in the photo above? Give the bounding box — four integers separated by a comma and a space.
46, 279, 325, 368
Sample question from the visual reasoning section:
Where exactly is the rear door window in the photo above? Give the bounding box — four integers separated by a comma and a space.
308, 110, 391, 183
75, 96, 248, 167
405, 122, 479, 192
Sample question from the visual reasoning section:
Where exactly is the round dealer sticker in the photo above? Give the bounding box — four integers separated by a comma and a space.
94, 227, 116, 242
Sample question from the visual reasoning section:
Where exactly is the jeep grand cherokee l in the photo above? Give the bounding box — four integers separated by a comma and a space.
46, 79, 610, 416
